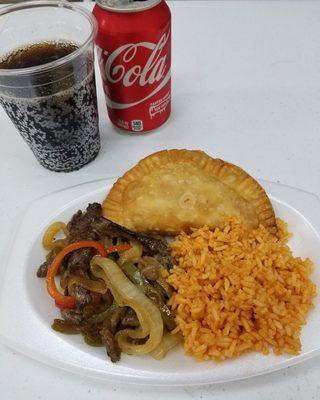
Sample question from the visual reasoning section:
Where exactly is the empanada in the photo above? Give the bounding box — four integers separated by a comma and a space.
102, 150, 277, 235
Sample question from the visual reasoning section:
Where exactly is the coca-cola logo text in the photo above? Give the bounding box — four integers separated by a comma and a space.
105, 32, 170, 88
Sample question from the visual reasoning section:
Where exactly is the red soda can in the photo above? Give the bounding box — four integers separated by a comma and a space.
93, 0, 171, 133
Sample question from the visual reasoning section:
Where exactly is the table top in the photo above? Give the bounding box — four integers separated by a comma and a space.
1, 1, 320, 399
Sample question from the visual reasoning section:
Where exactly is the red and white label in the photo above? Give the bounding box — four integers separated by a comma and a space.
97, 28, 171, 132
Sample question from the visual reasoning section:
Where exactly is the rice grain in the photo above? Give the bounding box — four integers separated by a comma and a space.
167, 218, 317, 361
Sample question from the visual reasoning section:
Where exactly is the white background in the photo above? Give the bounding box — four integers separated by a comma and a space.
1, 1, 320, 399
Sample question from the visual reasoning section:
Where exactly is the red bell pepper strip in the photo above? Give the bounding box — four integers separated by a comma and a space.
46, 240, 131, 309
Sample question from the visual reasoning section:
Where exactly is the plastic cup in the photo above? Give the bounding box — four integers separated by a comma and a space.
0, 0, 100, 172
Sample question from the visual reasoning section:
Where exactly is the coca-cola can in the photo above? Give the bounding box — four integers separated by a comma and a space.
93, 0, 171, 133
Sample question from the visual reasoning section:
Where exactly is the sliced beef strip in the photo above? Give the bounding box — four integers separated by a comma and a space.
121, 308, 139, 328
92, 218, 173, 268
36, 249, 60, 278
102, 290, 114, 307
69, 285, 91, 308
37, 204, 103, 278
82, 304, 97, 320
37, 261, 49, 278
67, 203, 102, 242
65, 203, 103, 274
104, 306, 127, 334
81, 323, 103, 337
100, 327, 121, 363
66, 247, 95, 275
61, 309, 83, 325
86, 202, 102, 217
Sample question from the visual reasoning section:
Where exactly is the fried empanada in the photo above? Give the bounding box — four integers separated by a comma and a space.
102, 150, 277, 235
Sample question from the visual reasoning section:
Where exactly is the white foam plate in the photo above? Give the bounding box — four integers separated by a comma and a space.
0, 178, 320, 386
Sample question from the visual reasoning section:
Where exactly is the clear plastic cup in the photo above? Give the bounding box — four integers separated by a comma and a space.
0, 0, 100, 172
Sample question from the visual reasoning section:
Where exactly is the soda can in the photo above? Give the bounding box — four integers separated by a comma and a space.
93, 0, 171, 133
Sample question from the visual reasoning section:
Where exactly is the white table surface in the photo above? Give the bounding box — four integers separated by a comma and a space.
1, 0, 320, 399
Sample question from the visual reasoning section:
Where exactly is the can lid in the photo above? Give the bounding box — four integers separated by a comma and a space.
96, 0, 162, 13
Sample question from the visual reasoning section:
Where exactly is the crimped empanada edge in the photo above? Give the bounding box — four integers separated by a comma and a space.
102, 149, 277, 235
212, 159, 277, 234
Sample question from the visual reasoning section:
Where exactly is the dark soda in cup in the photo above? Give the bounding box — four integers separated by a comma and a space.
0, 1, 100, 172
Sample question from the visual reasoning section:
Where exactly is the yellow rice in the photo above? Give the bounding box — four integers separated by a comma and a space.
167, 218, 317, 361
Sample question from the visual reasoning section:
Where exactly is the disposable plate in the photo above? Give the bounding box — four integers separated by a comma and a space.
0, 178, 319, 386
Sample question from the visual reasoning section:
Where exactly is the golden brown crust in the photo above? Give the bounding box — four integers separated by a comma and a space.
102, 149, 277, 235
